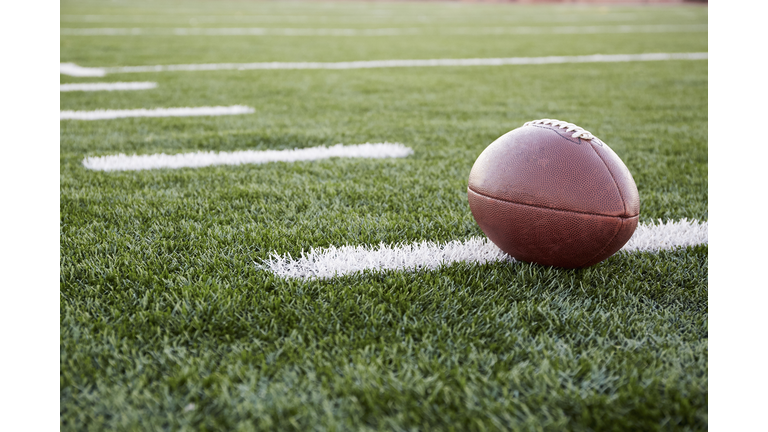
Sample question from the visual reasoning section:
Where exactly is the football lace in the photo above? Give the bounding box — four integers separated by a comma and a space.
524, 119, 595, 140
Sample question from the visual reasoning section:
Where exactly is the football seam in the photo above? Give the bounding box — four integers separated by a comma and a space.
529, 124, 581, 145
588, 141, 630, 217
467, 186, 636, 219
574, 218, 624, 268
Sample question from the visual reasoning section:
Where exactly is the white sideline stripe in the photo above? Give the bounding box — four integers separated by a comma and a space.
60, 13, 641, 24
60, 24, 707, 36
60, 82, 157, 92
60, 13, 642, 24
59, 53, 708, 76
263, 219, 708, 279
60, 62, 106, 77
453, 24, 707, 35
82, 143, 413, 171
60, 105, 254, 121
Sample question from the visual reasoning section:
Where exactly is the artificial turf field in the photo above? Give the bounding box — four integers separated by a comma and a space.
60, 1, 708, 430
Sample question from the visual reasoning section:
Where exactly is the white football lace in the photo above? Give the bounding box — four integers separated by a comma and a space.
524, 119, 595, 140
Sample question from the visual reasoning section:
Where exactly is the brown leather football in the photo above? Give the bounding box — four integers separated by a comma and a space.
467, 119, 640, 268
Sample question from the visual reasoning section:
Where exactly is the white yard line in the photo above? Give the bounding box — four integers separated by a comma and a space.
455, 24, 707, 35
60, 24, 706, 36
263, 219, 708, 279
82, 143, 413, 171
60, 13, 641, 24
60, 62, 106, 77
60, 52, 708, 76
61, 105, 254, 120
60, 82, 157, 92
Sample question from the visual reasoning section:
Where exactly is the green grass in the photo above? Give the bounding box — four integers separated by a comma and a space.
60, 1, 708, 430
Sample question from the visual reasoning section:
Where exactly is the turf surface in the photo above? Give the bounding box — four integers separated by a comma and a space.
60, 1, 708, 430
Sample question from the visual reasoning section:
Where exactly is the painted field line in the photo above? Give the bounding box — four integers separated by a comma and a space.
456, 24, 707, 35
60, 24, 706, 37
61, 62, 106, 77
60, 52, 708, 76
263, 219, 708, 279
60, 13, 641, 24
82, 143, 413, 171
60, 82, 157, 92
61, 105, 254, 121
59, 27, 415, 36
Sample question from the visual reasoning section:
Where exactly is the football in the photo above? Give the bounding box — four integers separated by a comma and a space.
467, 119, 640, 268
